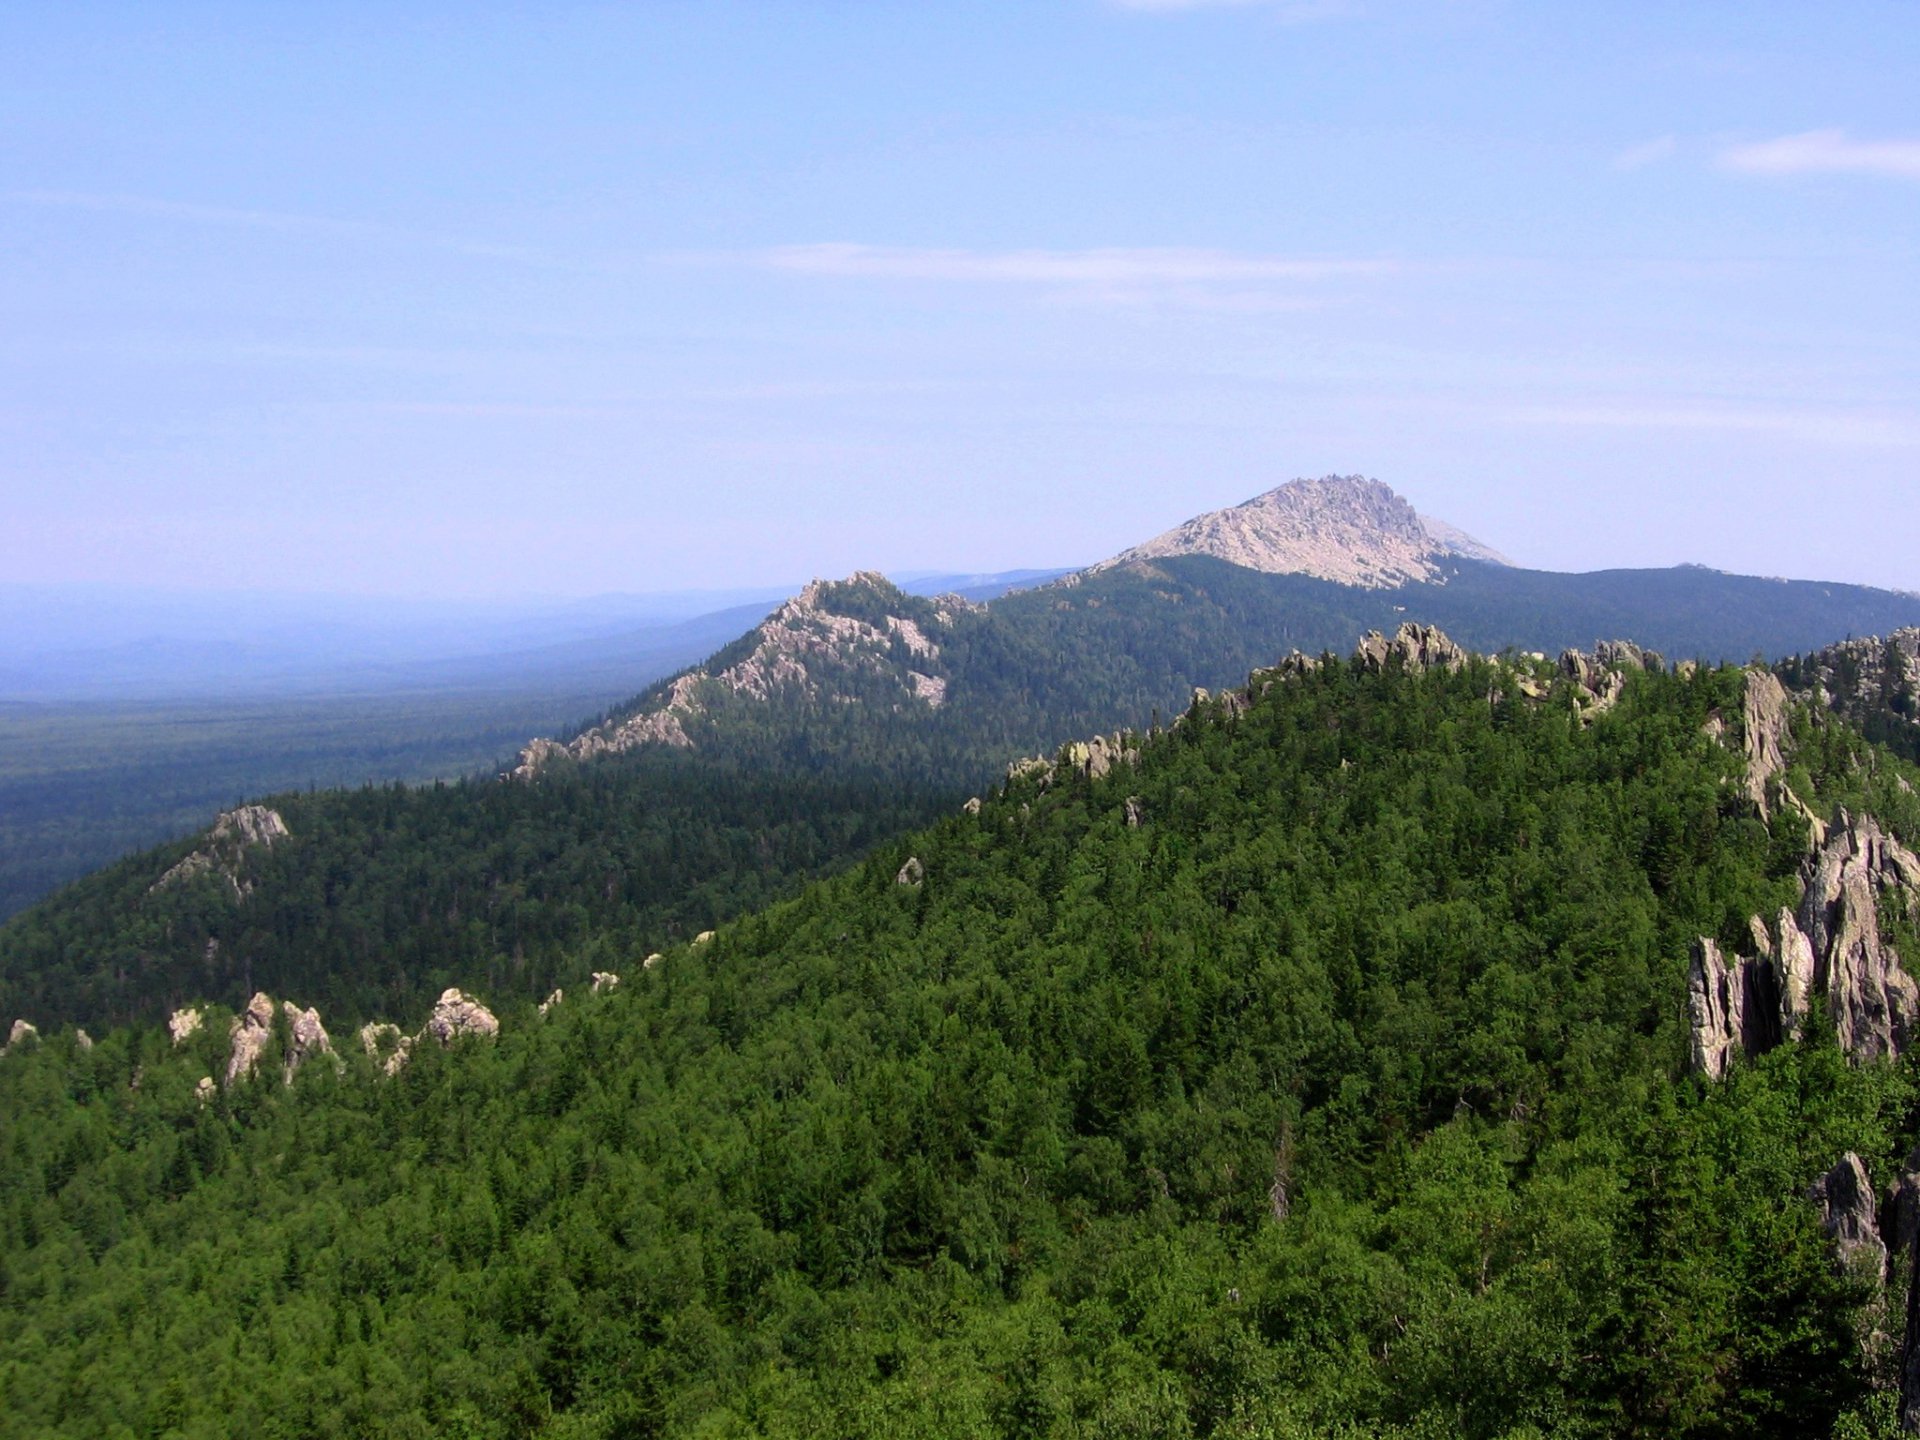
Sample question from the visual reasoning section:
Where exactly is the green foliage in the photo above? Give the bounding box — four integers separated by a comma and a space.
1, 655, 1913, 1436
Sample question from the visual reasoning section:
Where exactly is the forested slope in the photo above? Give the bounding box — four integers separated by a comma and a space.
5, 639, 1920, 1438
8, 558, 1919, 1033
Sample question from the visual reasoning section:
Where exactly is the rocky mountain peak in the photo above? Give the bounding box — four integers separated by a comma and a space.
514, 572, 967, 777
1091, 475, 1509, 589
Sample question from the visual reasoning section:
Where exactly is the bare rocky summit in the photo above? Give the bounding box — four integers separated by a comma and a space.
151, 804, 289, 899
515, 573, 969, 776
1091, 475, 1508, 589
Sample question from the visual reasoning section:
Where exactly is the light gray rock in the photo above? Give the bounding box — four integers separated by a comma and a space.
1797, 811, 1920, 1062
422, 988, 498, 1045
281, 1002, 331, 1084
152, 805, 289, 898
1124, 796, 1145, 829
4, 1018, 37, 1054
168, 1007, 204, 1046
74, 1030, 92, 1052
539, 989, 564, 1015
1353, 622, 1468, 675
590, 971, 619, 993
359, 1022, 412, 1076
195, 1076, 217, 1107
225, 992, 276, 1085
896, 856, 925, 887
1687, 939, 1749, 1080
1742, 670, 1793, 819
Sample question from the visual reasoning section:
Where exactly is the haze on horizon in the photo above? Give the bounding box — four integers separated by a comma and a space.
3, 2, 1917, 601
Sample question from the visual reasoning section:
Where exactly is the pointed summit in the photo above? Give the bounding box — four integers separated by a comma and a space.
1093, 475, 1508, 589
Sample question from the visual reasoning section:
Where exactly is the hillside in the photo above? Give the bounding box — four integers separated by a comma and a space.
4, 633, 1920, 1437
9, 546, 1920, 1033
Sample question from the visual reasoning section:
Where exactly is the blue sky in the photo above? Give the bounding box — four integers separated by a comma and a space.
2, 1, 1916, 597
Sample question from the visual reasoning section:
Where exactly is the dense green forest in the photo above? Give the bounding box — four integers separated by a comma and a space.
5, 646, 1920, 1437
11, 560, 1919, 1034
0, 687, 631, 924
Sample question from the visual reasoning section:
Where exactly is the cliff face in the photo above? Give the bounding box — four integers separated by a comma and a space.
1687, 667, 1920, 1076
1091, 475, 1508, 589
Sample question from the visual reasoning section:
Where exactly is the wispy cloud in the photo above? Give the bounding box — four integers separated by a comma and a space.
1505, 401, 1920, 449
1612, 135, 1677, 172
3, 189, 533, 260
1719, 129, 1920, 181
759, 243, 1393, 287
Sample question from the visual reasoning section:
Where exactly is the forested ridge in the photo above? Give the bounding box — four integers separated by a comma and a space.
8, 558, 1920, 1035
5, 645, 1920, 1437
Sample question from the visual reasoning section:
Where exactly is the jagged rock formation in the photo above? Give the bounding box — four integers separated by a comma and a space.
539, 989, 563, 1015
1886, 1143, 1920, 1261
359, 1022, 412, 1076
1124, 796, 1145, 829
1688, 810, 1920, 1074
1354, 622, 1468, 674
643, 952, 664, 970
1091, 475, 1509, 589
281, 1002, 332, 1083
194, 1076, 216, 1106
514, 574, 971, 776
1742, 670, 1793, 819
1813, 1152, 1890, 1285
422, 988, 498, 1044
151, 805, 290, 899
74, 1029, 92, 1051
224, 992, 276, 1084
896, 857, 924, 887
590, 972, 619, 993
1782, 628, 1920, 762
3, 1019, 35, 1054
168, 1007, 203, 1046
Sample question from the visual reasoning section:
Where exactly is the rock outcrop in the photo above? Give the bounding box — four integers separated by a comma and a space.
590, 972, 619, 993
1797, 812, 1920, 1062
515, 574, 965, 776
1812, 1152, 1890, 1285
1688, 809, 1920, 1074
168, 1007, 203, 1046
281, 1002, 332, 1083
224, 992, 276, 1084
3, 1019, 36, 1054
1742, 670, 1793, 819
194, 1076, 217, 1106
422, 988, 498, 1044
1091, 475, 1508, 589
359, 1022, 412, 1076
539, 989, 564, 1015
1353, 622, 1467, 674
151, 805, 290, 899
896, 856, 924, 887
1785, 628, 1920, 764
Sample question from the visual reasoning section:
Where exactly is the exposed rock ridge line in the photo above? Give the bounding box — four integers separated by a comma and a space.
1089, 475, 1509, 589
1689, 809, 1920, 1075
150, 805, 289, 898
514, 573, 970, 777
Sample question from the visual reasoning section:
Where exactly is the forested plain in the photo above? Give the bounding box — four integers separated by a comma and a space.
5, 650, 1920, 1437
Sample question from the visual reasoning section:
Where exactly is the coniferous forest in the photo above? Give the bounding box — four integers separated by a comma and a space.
6, 647, 1920, 1438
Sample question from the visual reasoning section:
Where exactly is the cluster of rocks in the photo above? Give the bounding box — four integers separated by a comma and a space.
1788, 628, 1920, 742
1685, 662, 1917, 1078
168, 985, 503, 1094
515, 575, 966, 777
1353, 622, 1468, 674
1689, 810, 1920, 1076
150, 805, 289, 899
